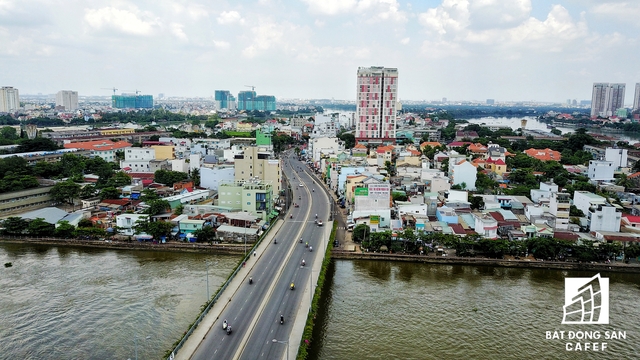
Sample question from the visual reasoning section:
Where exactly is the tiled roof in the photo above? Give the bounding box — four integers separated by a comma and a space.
524, 148, 562, 161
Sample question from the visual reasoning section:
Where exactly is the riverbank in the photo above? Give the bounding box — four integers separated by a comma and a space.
331, 250, 640, 273
0, 237, 248, 255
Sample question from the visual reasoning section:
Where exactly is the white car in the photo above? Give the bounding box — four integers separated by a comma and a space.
299, 183, 304, 187
317, 220, 323, 226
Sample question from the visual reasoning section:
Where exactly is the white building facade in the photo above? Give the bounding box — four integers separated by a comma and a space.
587, 160, 615, 182
0, 86, 20, 113
56, 90, 79, 111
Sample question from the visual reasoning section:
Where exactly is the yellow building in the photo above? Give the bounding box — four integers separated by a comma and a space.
151, 145, 175, 160
99, 128, 136, 136
345, 174, 368, 202
234, 146, 281, 195
236, 122, 253, 132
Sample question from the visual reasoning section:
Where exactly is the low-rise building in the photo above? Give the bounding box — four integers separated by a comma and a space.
64, 140, 132, 163
524, 148, 561, 162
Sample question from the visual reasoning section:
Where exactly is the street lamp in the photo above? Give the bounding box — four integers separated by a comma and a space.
272, 339, 289, 360
129, 334, 151, 360
205, 260, 217, 300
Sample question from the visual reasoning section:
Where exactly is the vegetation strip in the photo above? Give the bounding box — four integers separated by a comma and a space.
296, 221, 337, 360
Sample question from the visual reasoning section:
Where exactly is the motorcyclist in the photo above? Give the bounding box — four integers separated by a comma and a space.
302, 259, 305, 266
300, 238, 303, 243
310, 246, 313, 252
274, 238, 277, 244
280, 314, 284, 324
305, 242, 308, 248
249, 277, 253, 284
254, 251, 256, 257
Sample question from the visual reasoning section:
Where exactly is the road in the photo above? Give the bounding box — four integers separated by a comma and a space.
190, 152, 330, 360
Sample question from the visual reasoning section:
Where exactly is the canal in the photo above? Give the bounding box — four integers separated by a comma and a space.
0, 243, 239, 359
3, 245, 639, 359
308, 260, 640, 360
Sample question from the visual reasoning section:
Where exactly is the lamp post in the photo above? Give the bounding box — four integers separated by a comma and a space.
130, 335, 151, 360
272, 339, 289, 360
205, 260, 217, 300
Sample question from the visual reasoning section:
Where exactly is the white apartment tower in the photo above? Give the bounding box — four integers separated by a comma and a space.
56, 90, 79, 111
0, 86, 20, 113
633, 83, 640, 111
591, 83, 625, 117
355, 66, 398, 143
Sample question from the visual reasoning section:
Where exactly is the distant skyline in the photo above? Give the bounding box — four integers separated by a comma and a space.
1, 0, 639, 103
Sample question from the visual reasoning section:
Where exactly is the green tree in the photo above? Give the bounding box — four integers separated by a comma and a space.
134, 218, 173, 240
79, 184, 97, 199
50, 180, 81, 207
174, 204, 184, 215
100, 187, 121, 200
1, 126, 19, 140
2, 217, 28, 235
193, 226, 216, 243
145, 199, 171, 216
352, 224, 370, 243
106, 171, 132, 188
190, 168, 201, 187
28, 218, 55, 236
470, 195, 485, 210
338, 132, 355, 149
140, 188, 159, 202
54, 221, 76, 238
154, 169, 188, 186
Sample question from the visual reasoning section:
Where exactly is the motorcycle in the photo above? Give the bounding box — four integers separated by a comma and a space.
301, 259, 305, 266
290, 214, 292, 219
309, 246, 313, 252
222, 320, 228, 330
299, 238, 303, 243
249, 277, 253, 284
305, 242, 308, 248
226, 326, 232, 335
274, 238, 277, 244
280, 315, 284, 324
290, 282, 295, 290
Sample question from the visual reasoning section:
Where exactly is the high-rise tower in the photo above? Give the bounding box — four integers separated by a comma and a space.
56, 90, 79, 111
633, 83, 640, 111
0, 86, 20, 113
591, 83, 625, 117
355, 66, 398, 143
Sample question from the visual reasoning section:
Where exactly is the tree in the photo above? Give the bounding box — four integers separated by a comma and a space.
470, 195, 485, 210
28, 218, 55, 236
2, 217, 28, 235
50, 180, 81, 207
190, 168, 201, 187
79, 184, 97, 199
134, 218, 173, 240
174, 204, 184, 215
55, 221, 76, 238
78, 218, 94, 228
100, 186, 121, 200
193, 226, 216, 243
338, 132, 355, 149
392, 192, 408, 202
352, 224, 370, 243
145, 199, 171, 216
106, 171, 132, 188
140, 188, 159, 202
1, 126, 19, 140
154, 169, 188, 187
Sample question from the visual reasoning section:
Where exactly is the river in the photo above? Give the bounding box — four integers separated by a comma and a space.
3, 245, 639, 359
466, 116, 640, 144
0, 243, 239, 360
308, 260, 640, 360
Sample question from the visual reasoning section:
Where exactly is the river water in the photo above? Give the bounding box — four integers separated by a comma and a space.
3, 245, 639, 359
308, 260, 640, 360
466, 116, 640, 144
0, 243, 239, 360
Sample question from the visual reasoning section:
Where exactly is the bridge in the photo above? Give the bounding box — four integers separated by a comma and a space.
173, 152, 332, 360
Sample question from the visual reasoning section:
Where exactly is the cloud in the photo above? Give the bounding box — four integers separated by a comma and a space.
400, 37, 410, 44
301, 0, 407, 22
242, 20, 286, 58
213, 40, 230, 49
217, 10, 244, 25
170, 23, 188, 41
84, 7, 156, 36
590, 2, 640, 24
301, 0, 358, 15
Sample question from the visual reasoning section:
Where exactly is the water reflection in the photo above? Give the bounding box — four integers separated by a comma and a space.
0, 243, 240, 360
310, 260, 640, 360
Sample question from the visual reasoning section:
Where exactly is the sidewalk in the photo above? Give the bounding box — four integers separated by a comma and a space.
174, 220, 284, 360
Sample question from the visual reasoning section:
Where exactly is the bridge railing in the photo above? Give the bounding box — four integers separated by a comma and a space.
166, 219, 278, 359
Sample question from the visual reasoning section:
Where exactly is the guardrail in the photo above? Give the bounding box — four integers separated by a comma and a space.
165, 219, 278, 359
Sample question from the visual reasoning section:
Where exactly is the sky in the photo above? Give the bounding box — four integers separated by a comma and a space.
2, 0, 640, 103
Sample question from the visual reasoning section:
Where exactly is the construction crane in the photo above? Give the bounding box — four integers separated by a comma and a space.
123, 90, 142, 95
101, 87, 118, 95
244, 85, 256, 91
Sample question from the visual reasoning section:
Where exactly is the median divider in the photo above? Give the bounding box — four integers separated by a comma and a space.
293, 220, 337, 360
166, 219, 283, 360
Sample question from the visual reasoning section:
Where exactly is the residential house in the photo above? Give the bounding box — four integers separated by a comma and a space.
524, 148, 562, 162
